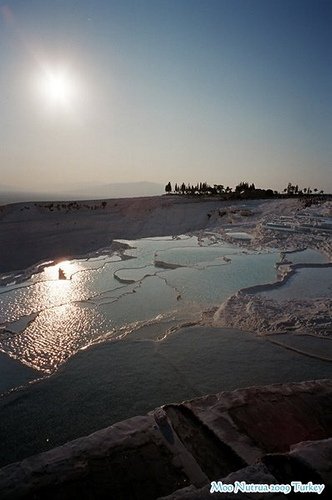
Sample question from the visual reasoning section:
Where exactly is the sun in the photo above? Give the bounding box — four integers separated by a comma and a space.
37, 66, 76, 109
46, 73, 70, 102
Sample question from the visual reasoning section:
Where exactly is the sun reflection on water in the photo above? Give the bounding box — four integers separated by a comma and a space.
2, 302, 106, 374
44, 260, 79, 281
38, 259, 89, 308
42, 261, 75, 306
0, 259, 106, 374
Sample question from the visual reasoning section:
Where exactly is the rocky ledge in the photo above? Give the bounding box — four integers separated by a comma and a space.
0, 379, 331, 499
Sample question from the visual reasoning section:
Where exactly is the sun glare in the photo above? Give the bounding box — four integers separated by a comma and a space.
46, 73, 70, 102
46, 260, 79, 280
36, 66, 78, 110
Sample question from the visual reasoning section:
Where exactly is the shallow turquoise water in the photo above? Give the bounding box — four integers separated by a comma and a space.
0, 235, 279, 375
262, 267, 332, 300
284, 248, 329, 265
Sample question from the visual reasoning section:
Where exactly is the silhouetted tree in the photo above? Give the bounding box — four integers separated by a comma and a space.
285, 182, 295, 195
166, 180, 288, 198
235, 181, 249, 193
214, 184, 224, 194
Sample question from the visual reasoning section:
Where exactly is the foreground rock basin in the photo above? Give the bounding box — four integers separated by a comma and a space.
0, 379, 331, 499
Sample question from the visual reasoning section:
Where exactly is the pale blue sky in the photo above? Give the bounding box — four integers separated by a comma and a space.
1, 0, 331, 193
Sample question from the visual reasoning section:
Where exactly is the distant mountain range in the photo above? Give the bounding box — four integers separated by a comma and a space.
0, 182, 164, 204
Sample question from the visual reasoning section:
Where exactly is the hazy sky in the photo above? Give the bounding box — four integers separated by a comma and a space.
1, 0, 331, 193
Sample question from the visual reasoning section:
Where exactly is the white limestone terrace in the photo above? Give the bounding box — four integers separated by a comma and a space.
0, 379, 331, 499
0, 195, 330, 284
206, 199, 332, 341
206, 198, 332, 258
1, 196, 331, 363
0, 196, 259, 276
